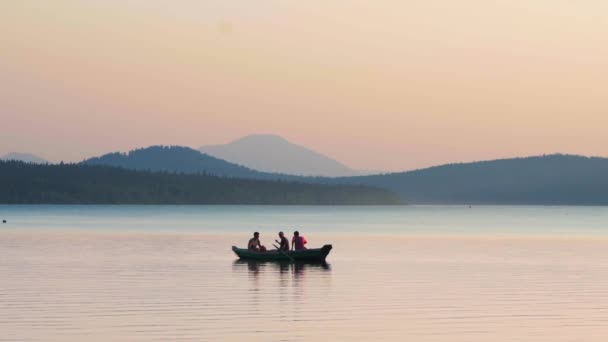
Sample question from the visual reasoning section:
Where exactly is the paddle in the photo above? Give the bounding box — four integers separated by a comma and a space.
273, 243, 295, 262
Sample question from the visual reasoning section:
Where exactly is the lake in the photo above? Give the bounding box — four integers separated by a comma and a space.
2, 205, 608, 341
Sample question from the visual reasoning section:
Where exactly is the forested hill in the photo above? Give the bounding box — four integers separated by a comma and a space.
338, 154, 608, 205
0, 161, 401, 205
11, 148, 608, 205
82, 146, 273, 179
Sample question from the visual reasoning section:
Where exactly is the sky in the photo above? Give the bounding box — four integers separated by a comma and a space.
1, 1, 607, 171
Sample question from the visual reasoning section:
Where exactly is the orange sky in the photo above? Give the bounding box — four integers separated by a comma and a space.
1, 1, 607, 171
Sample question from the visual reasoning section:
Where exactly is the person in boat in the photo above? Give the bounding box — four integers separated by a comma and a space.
248, 232, 266, 252
291, 230, 307, 251
275, 231, 289, 251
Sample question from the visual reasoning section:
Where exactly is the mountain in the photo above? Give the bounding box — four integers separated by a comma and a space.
82, 145, 275, 179
200, 134, 357, 177
338, 154, 608, 205
0, 160, 401, 205
79, 146, 608, 205
1, 152, 47, 164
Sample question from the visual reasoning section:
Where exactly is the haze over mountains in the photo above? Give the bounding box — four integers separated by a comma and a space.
1, 152, 47, 164
6, 136, 608, 205
200, 135, 359, 177
79, 144, 608, 205
335, 154, 608, 205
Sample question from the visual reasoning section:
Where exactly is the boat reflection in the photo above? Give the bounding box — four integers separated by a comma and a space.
232, 260, 331, 278
232, 260, 332, 312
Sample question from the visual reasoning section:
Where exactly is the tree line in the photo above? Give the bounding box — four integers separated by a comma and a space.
0, 161, 401, 205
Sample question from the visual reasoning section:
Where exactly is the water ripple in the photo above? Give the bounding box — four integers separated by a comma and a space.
2, 230, 608, 341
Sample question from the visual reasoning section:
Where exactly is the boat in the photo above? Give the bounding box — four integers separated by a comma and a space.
232, 244, 332, 262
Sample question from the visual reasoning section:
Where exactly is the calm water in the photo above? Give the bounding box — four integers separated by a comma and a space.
2, 205, 608, 341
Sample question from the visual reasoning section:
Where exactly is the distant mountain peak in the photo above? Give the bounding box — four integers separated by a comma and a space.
200, 135, 357, 177
235, 134, 289, 143
1, 152, 47, 164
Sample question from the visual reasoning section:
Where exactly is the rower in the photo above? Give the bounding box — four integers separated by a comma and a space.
275, 231, 289, 251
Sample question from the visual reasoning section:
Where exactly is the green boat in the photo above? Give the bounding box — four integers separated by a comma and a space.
232, 244, 333, 262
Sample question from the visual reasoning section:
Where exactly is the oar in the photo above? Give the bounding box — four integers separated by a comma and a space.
273, 244, 295, 262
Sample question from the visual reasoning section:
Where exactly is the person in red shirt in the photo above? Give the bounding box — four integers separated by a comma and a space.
291, 230, 307, 251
